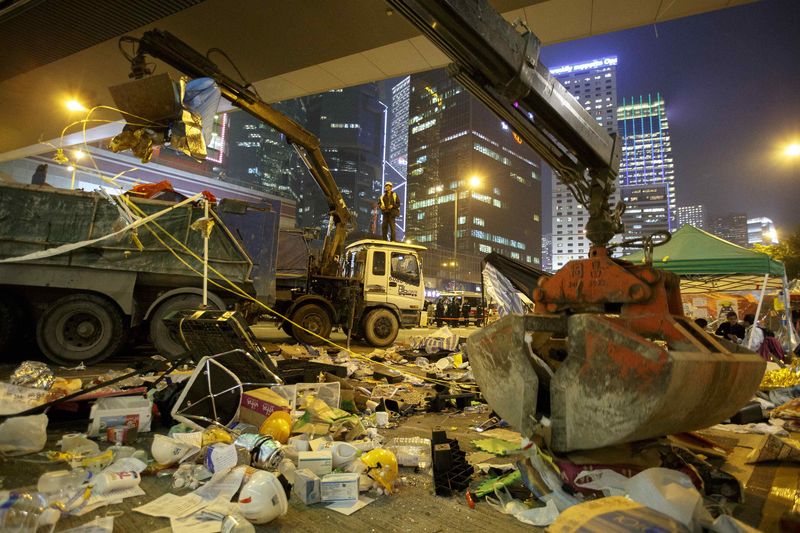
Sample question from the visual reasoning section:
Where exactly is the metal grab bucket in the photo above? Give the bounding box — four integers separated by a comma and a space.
466, 313, 765, 452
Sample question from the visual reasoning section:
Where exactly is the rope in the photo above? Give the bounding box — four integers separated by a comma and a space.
121, 196, 474, 391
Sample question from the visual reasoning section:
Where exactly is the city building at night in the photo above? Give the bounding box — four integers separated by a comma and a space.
747, 216, 779, 246
617, 93, 676, 254
677, 204, 706, 229
384, 76, 411, 240
541, 233, 553, 273
305, 85, 385, 236
710, 213, 749, 247
549, 56, 618, 269
406, 69, 542, 291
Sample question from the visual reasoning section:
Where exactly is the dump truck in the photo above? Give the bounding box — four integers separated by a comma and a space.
389, 0, 766, 451
0, 181, 256, 364
111, 30, 426, 348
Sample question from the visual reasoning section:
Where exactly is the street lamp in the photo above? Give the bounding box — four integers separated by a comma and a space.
785, 143, 800, 158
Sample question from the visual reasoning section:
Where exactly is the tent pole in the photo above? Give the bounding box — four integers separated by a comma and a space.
749, 273, 769, 348
783, 272, 799, 350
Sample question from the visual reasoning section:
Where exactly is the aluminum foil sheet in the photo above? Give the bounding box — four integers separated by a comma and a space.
10, 361, 55, 390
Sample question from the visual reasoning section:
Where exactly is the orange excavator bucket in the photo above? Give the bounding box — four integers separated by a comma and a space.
468, 250, 766, 452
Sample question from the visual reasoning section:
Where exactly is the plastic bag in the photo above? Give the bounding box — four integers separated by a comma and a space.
0, 415, 48, 455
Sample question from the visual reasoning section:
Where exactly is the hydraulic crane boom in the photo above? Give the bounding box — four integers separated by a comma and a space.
127, 29, 351, 277
386, 0, 622, 246
390, 0, 765, 452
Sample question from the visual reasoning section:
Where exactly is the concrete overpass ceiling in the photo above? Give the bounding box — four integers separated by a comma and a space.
0, 0, 755, 156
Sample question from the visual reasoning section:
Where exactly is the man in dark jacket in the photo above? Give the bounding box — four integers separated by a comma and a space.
379, 182, 400, 241
461, 299, 472, 327
435, 298, 445, 327
715, 311, 745, 342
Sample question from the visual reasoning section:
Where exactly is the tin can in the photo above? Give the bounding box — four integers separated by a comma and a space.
107, 425, 138, 444
234, 433, 284, 470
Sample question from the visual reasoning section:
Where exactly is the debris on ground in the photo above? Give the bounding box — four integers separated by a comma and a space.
0, 329, 798, 531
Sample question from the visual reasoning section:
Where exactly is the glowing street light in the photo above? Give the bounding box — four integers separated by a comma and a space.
785, 143, 800, 158
72, 150, 86, 161
65, 99, 87, 112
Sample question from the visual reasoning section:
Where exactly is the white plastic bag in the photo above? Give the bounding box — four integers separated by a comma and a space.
0, 414, 48, 455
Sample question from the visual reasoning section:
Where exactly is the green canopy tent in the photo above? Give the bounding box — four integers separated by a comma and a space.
621, 225, 785, 293
621, 224, 797, 348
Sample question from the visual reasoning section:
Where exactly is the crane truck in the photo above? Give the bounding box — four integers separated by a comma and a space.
387, 0, 765, 451
113, 30, 426, 349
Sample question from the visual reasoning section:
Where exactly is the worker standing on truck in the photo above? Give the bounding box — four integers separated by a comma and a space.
379, 182, 400, 242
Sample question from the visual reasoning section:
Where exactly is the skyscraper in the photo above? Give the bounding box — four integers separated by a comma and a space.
549, 56, 619, 270
306, 85, 385, 235
384, 76, 411, 240
406, 69, 542, 290
710, 213, 748, 247
617, 93, 676, 253
747, 217, 779, 246
677, 204, 706, 229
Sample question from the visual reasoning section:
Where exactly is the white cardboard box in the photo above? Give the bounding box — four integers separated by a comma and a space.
320, 473, 359, 503
87, 396, 152, 437
297, 450, 332, 477
292, 468, 321, 505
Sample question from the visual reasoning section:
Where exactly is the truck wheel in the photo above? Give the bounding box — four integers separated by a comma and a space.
36, 294, 126, 365
363, 308, 399, 347
290, 304, 332, 345
0, 296, 14, 354
150, 294, 220, 357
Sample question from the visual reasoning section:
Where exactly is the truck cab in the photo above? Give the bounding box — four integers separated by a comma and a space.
344, 239, 426, 342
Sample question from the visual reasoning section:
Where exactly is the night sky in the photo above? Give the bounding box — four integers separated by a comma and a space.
538, 0, 800, 236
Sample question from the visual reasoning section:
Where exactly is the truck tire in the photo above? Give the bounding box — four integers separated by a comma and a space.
0, 296, 14, 354
36, 294, 126, 365
290, 304, 332, 345
362, 308, 399, 347
149, 294, 220, 357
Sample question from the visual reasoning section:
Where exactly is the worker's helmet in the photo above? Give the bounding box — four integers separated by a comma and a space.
259, 411, 292, 444
384, 182, 393, 188
360, 448, 398, 493
238, 470, 288, 524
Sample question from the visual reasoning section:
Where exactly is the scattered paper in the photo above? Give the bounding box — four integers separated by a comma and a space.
204, 443, 238, 475
133, 492, 206, 518
75, 485, 146, 516
194, 467, 245, 502
746, 433, 800, 463
326, 495, 374, 515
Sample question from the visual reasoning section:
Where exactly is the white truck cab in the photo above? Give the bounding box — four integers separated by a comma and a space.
344, 239, 426, 344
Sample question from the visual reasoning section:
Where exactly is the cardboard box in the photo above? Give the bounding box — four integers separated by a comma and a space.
239, 387, 291, 427
292, 468, 321, 505
320, 473, 359, 503
297, 450, 332, 476
87, 396, 152, 437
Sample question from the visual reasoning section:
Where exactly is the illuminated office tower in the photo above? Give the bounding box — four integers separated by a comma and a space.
710, 213, 749, 247
549, 56, 619, 269
747, 217, 779, 246
406, 69, 542, 291
677, 204, 706, 229
617, 93, 676, 254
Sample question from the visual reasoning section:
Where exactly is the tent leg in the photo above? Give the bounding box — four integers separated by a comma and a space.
783, 272, 799, 350
749, 274, 769, 348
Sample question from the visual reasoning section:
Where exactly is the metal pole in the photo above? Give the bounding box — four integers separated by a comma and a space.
454, 188, 458, 261
748, 273, 769, 347
203, 198, 209, 307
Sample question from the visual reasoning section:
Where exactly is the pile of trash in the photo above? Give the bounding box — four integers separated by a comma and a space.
0, 327, 478, 531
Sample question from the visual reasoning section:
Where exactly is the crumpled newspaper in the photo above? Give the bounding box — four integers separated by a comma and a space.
10, 360, 55, 390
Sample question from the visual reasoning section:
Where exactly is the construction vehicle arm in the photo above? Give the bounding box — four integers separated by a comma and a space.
387, 0, 622, 247
127, 29, 351, 276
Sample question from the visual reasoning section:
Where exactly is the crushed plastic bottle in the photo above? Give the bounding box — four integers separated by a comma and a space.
386, 436, 432, 469
0, 490, 50, 533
